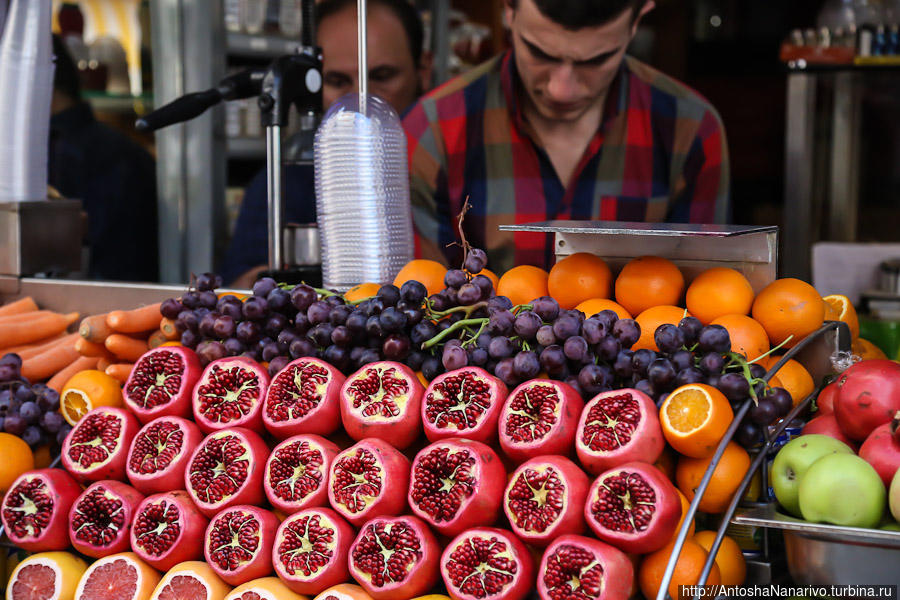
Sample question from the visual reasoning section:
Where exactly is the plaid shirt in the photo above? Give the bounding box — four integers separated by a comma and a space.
403, 51, 731, 272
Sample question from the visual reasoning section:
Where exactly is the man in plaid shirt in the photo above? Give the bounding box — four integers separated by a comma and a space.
404, 0, 730, 273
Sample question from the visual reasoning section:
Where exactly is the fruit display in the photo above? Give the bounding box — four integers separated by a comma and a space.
2, 240, 898, 599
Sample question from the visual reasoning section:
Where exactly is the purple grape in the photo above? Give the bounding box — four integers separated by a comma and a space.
591, 310, 618, 331
310, 323, 336, 347
532, 297, 560, 322
464, 248, 487, 274
699, 352, 725, 374
654, 324, 686, 355
422, 356, 443, 381
678, 317, 703, 346
40, 411, 64, 434
475, 333, 493, 350
4, 414, 26, 435
14, 385, 34, 404
219, 302, 242, 321
578, 364, 613, 396
632, 349, 657, 375
612, 319, 640, 348
365, 316, 384, 338
469, 347, 489, 366
767, 387, 794, 417
0, 353, 22, 369
445, 339, 463, 349
563, 336, 589, 362
268, 356, 290, 377
488, 337, 515, 360
675, 367, 706, 387
265, 313, 289, 338
564, 376, 584, 398
749, 363, 767, 380
613, 350, 635, 379
488, 296, 513, 311
198, 312, 218, 338
427, 293, 450, 312
400, 281, 428, 305
181, 291, 201, 309
471, 274, 494, 298
648, 358, 677, 390
634, 378, 656, 398
671, 350, 694, 372
513, 351, 540, 380
345, 311, 368, 333
406, 351, 426, 371
223, 338, 246, 356
213, 315, 236, 339
197, 340, 227, 364
698, 325, 731, 354
717, 372, 750, 402
536, 325, 557, 347
444, 269, 469, 290
180, 329, 200, 348
267, 288, 292, 313
383, 334, 411, 360
22, 426, 42, 447
410, 321, 438, 346
330, 326, 352, 347
581, 318, 606, 345
324, 345, 350, 372
198, 290, 218, 309
377, 285, 401, 307
403, 308, 424, 327
261, 341, 281, 362
217, 294, 242, 309
457, 283, 482, 305
36, 388, 59, 412
174, 310, 199, 333
540, 345, 567, 373
56, 423, 72, 446
291, 284, 317, 312
596, 336, 621, 362
242, 297, 269, 321
276, 329, 299, 353
514, 311, 542, 340
253, 277, 277, 297
19, 401, 39, 425
707, 373, 721, 388
488, 310, 515, 336
160, 298, 185, 319
494, 358, 518, 387
379, 307, 407, 333
236, 320, 261, 344
443, 345, 468, 370
307, 301, 332, 325
749, 398, 778, 425
552, 315, 581, 339
735, 421, 762, 448
289, 338, 317, 359
324, 295, 346, 307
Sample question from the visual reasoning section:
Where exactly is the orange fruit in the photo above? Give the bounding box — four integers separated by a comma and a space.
416, 371, 429, 387
693, 531, 747, 586
639, 540, 721, 600
160, 341, 182, 347
313, 584, 375, 599
686, 267, 755, 325
150, 561, 231, 600
226, 577, 308, 600
393, 259, 447, 297
496, 265, 550, 307
751, 278, 825, 348
634, 305, 691, 351
547, 253, 613, 310
8, 552, 88, 600
655, 446, 677, 481
0, 433, 34, 493
660, 384, 734, 459
759, 356, 814, 407
344, 282, 380, 303
676, 489, 696, 538
574, 298, 632, 320
615, 255, 685, 317
823, 294, 860, 340
853, 337, 888, 361
709, 314, 770, 361
75, 552, 161, 600
676, 442, 751, 514
61, 369, 124, 426
33, 445, 53, 469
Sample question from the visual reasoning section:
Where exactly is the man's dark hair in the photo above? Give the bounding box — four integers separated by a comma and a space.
508, 0, 646, 30
52, 34, 82, 101
317, 0, 424, 64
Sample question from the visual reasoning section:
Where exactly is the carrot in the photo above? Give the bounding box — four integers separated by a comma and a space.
148, 330, 168, 349
107, 303, 163, 334
0, 312, 78, 347
105, 363, 134, 384
0, 331, 67, 355
18, 333, 80, 360
0, 310, 58, 326
79, 313, 112, 344
47, 356, 100, 392
97, 356, 113, 372
159, 318, 179, 340
75, 337, 109, 357
105, 334, 149, 362
21, 337, 81, 381
0, 297, 38, 317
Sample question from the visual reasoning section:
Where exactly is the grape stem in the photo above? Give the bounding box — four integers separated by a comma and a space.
745, 335, 794, 365
422, 318, 488, 350
461, 320, 488, 348
428, 301, 487, 321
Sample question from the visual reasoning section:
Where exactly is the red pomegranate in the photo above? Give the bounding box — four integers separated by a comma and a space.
576, 388, 664, 475
123, 346, 203, 423
503, 455, 589, 547
264, 434, 341, 514
408, 438, 506, 537
273, 507, 355, 596
498, 379, 584, 463
131, 490, 209, 571
192, 356, 270, 434
61, 406, 140, 483
816, 382, 839, 416
68, 480, 145, 558
422, 367, 508, 444
802, 415, 859, 451
834, 359, 900, 441
205, 504, 280, 586
327, 438, 410, 527
263, 357, 345, 439
584, 461, 682, 555
340, 361, 424, 449
0, 468, 82, 552
859, 413, 900, 486
348, 515, 440, 600
126, 416, 204, 495
537, 534, 634, 600
441, 527, 535, 600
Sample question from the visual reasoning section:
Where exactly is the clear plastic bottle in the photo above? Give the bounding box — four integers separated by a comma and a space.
242, 0, 266, 35
314, 94, 413, 290
279, 0, 303, 37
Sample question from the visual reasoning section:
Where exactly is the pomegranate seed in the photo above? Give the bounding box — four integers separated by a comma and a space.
133, 499, 182, 556
590, 471, 656, 533
127, 350, 185, 409
506, 466, 566, 534
266, 361, 330, 423
277, 513, 336, 577
504, 384, 559, 443
409, 446, 475, 523
197, 364, 261, 424
189, 435, 251, 504
2, 477, 52, 539
542, 543, 604, 600
267, 440, 324, 503
346, 365, 410, 418
350, 521, 422, 588
580, 393, 642, 452
424, 371, 493, 431
445, 535, 518, 597
71, 487, 126, 547
67, 413, 122, 469
207, 510, 261, 571
129, 420, 184, 474
330, 448, 381, 514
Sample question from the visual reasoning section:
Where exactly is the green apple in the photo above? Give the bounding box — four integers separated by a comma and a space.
891, 467, 900, 523
799, 453, 886, 528
772, 434, 854, 517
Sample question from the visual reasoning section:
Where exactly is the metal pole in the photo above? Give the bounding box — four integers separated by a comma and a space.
267, 125, 283, 271
358, 0, 367, 115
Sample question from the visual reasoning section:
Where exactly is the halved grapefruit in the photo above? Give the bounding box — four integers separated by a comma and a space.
7, 551, 88, 600
149, 562, 231, 600
75, 552, 160, 600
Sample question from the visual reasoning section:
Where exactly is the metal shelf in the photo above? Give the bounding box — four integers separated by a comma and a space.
226, 32, 303, 58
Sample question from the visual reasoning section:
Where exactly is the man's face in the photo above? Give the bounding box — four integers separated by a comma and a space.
506, 0, 650, 123
318, 4, 426, 114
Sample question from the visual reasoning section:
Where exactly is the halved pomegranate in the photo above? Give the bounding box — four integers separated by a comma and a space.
193, 357, 270, 434
68, 480, 145, 558
575, 389, 664, 475
1, 468, 83, 552
273, 507, 355, 595
537, 534, 634, 600
441, 527, 535, 600
265, 434, 340, 515
503, 455, 589, 547
205, 505, 280, 586
264, 357, 346, 439
127, 416, 204, 495
131, 491, 209, 571
422, 367, 508, 443
499, 379, 584, 463
407, 438, 506, 537
340, 361, 424, 449
584, 461, 681, 555
124, 346, 203, 424
62, 406, 141, 483
186, 427, 269, 517
348, 515, 440, 600
328, 438, 410, 527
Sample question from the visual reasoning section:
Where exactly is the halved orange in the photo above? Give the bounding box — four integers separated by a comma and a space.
150, 561, 231, 600
344, 283, 380, 303
61, 369, 124, 426
574, 298, 632, 320
8, 551, 88, 600
823, 294, 860, 340
660, 383, 734, 458
76, 552, 160, 600
226, 577, 307, 600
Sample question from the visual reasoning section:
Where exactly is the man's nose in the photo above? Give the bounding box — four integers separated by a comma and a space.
545, 64, 580, 103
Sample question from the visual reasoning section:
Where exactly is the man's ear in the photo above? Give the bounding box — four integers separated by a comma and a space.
418, 50, 435, 92
504, 0, 516, 29
631, 0, 656, 36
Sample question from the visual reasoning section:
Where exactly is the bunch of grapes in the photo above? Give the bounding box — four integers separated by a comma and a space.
0, 354, 70, 450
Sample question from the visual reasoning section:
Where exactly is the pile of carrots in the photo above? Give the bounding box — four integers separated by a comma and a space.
0, 297, 171, 392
